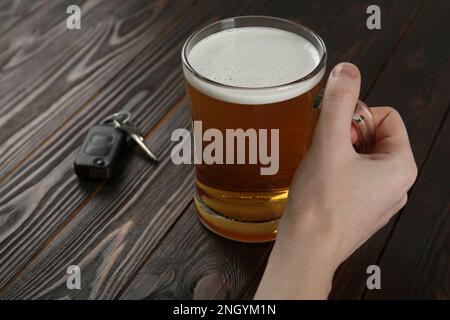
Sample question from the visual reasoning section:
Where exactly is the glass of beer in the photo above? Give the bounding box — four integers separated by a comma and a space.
181, 16, 375, 242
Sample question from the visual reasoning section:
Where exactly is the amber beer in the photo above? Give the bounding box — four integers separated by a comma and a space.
182, 17, 327, 242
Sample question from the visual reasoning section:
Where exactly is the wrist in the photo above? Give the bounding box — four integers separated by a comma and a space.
276, 206, 344, 271
255, 243, 336, 299
255, 212, 341, 299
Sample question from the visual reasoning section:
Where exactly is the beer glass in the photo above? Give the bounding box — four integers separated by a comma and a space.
181, 16, 375, 242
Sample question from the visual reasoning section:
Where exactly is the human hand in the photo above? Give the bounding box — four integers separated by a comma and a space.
255, 62, 418, 299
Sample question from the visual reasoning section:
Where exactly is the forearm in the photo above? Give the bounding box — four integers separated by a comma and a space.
254, 215, 340, 300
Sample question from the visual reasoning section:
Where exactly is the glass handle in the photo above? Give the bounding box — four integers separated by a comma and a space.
352, 100, 376, 154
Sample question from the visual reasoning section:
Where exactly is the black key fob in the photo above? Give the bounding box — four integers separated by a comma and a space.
74, 125, 127, 180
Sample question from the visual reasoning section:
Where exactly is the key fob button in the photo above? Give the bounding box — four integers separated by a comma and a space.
85, 144, 111, 156
91, 134, 114, 144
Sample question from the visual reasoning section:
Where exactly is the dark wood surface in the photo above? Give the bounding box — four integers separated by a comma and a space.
0, 0, 448, 300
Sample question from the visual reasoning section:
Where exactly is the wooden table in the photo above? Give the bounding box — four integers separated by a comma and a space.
0, 0, 448, 300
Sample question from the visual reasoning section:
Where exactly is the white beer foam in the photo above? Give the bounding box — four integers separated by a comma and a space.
184, 27, 324, 105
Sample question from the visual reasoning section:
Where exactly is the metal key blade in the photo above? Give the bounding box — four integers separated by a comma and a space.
130, 133, 159, 162
113, 120, 159, 162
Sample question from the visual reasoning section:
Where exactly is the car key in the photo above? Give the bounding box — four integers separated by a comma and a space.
111, 119, 159, 162
74, 111, 158, 180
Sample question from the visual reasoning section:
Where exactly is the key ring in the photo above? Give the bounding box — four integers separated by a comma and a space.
101, 111, 131, 125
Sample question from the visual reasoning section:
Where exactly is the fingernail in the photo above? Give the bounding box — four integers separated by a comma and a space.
332, 63, 359, 78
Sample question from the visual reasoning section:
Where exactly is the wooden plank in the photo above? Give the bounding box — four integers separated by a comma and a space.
330, 0, 450, 299
121, 203, 271, 300
0, 0, 211, 290
364, 111, 449, 299
0, 0, 49, 35
120, 0, 426, 299
0, 0, 272, 298
0, 0, 190, 178
0, 102, 194, 299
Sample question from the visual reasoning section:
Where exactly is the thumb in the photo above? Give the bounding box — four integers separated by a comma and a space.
314, 62, 361, 151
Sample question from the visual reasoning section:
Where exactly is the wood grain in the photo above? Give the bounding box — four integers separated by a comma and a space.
330, 0, 450, 299
121, 203, 272, 300
0, 0, 190, 178
0, 102, 194, 299
0, 0, 206, 290
120, 0, 427, 300
0, 0, 272, 298
0, 0, 49, 35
